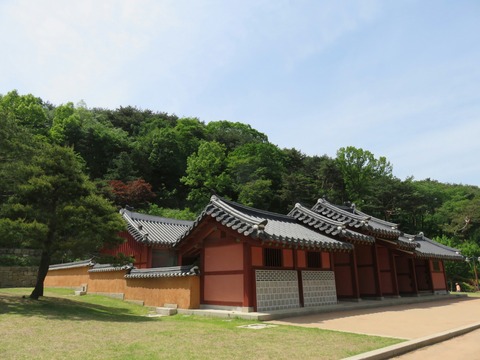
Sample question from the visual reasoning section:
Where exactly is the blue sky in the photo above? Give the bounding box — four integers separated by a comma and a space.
1, 0, 479, 186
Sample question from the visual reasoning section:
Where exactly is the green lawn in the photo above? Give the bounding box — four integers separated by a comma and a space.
457, 291, 480, 297
0, 288, 403, 360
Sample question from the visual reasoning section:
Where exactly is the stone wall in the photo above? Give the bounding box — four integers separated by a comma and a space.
0, 266, 38, 288
0, 248, 42, 257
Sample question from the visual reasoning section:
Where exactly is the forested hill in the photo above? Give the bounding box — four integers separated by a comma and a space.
1, 90, 480, 254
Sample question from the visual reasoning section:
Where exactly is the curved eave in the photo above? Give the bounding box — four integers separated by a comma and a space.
48, 259, 95, 271
415, 252, 465, 261
176, 197, 269, 246
397, 242, 419, 251
340, 231, 376, 245
125, 272, 198, 279
88, 264, 133, 273
289, 205, 373, 247
125, 265, 199, 279
258, 232, 353, 252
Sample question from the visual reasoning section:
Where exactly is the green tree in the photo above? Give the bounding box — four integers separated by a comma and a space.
335, 146, 393, 204
104, 151, 138, 182
279, 150, 345, 209
49, 102, 82, 145
134, 118, 206, 207
0, 90, 51, 136
205, 120, 268, 151
181, 141, 231, 208
147, 204, 197, 221
0, 140, 125, 299
97, 106, 177, 137
227, 142, 286, 211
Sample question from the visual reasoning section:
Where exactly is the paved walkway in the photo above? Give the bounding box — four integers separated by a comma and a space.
268, 296, 480, 339
267, 296, 480, 359
393, 328, 480, 359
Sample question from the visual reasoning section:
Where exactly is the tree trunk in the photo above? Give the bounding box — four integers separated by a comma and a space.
30, 249, 51, 300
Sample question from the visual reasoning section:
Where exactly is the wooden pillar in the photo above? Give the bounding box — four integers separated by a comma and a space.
425, 259, 434, 292
146, 246, 152, 268
200, 247, 205, 305
390, 251, 399, 297
351, 249, 361, 299
441, 260, 448, 292
410, 258, 419, 295
243, 242, 252, 308
299, 248, 305, 308
177, 253, 183, 266
372, 244, 383, 298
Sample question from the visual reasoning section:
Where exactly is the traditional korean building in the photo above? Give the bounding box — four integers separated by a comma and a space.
307, 198, 462, 299
54, 195, 462, 312
102, 209, 193, 268
175, 195, 353, 311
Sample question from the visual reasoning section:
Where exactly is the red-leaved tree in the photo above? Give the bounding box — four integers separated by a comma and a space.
109, 178, 156, 209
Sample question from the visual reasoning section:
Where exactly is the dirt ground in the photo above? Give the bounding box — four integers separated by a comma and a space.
268, 297, 480, 340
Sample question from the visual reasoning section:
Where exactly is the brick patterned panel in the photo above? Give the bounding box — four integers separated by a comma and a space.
255, 270, 300, 312
302, 271, 337, 307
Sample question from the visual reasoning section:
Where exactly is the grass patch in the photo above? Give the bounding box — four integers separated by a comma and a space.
457, 291, 480, 298
0, 288, 403, 360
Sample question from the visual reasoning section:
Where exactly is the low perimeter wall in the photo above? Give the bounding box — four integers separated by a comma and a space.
44, 266, 200, 309
0, 266, 38, 288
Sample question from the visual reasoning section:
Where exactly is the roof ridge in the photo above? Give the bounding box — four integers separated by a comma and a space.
210, 195, 269, 227
216, 195, 295, 222
291, 203, 346, 227
121, 209, 193, 226
405, 232, 461, 253
355, 209, 398, 228
314, 198, 370, 221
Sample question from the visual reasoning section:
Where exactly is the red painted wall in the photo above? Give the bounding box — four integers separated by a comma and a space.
333, 252, 354, 297
321, 252, 331, 269
355, 244, 376, 295
202, 239, 245, 306
415, 259, 430, 291
377, 246, 394, 295
430, 260, 446, 290
203, 274, 244, 303
283, 249, 293, 268
102, 231, 150, 268
251, 246, 263, 266
358, 267, 376, 295
356, 244, 373, 265
297, 250, 306, 268
204, 243, 243, 272
396, 256, 414, 293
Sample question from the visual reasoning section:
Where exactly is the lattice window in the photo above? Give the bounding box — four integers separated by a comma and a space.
264, 248, 282, 267
307, 251, 321, 268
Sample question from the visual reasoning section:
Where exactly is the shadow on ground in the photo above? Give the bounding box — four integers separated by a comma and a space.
0, 293, 155, 323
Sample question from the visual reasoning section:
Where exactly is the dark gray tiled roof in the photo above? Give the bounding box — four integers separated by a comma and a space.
49, 259, 94, 271
400, 233, 463, 261
288, 204, 375, 245
121, 209, 193, 246
312, 198, 402, 239
88, 263, 134, 273
125, 265, 199, 278
178, 196, 353, 251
